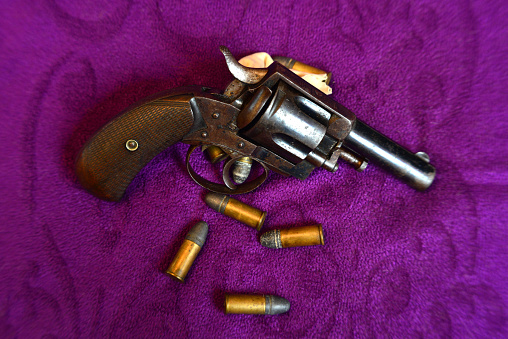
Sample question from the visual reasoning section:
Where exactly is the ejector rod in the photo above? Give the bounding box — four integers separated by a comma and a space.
342, 120, 436, 191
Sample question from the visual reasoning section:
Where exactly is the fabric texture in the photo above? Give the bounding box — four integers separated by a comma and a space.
1, 0, 507, 337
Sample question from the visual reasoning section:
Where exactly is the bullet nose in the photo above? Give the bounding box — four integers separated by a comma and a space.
204, 192, 229, 213
232, 157, 253, 184
267, 295, 291, 315
185, 221, 209, 247
260, 230, 281, 249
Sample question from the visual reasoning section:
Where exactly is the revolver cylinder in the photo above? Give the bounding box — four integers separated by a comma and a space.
238, 83, 337, 170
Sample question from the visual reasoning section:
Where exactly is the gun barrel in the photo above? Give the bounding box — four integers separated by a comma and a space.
343, 120, 435, 190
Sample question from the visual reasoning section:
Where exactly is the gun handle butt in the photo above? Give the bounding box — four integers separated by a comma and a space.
76, 92, 195, 201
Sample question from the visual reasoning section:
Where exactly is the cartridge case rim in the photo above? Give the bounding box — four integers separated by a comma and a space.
236, 157, 253, 164
256, 211, 267, 231
318, 224, 324, 245
165, 271, 185, 283
165, 236, 204, 283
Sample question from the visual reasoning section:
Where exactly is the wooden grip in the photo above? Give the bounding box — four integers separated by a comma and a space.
76, 93, 195, 201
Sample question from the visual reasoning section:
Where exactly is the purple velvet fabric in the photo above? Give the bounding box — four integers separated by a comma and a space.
1, 0, 507, 337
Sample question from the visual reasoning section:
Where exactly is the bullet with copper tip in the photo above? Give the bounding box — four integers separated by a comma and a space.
204, 192, 266, 231
260, 224, 324, 249
224, 294, 290, 315
165, 221, 208, 282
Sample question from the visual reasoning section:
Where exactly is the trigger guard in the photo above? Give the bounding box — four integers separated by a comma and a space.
186, 145, 269, 195
222, 158, 239, 190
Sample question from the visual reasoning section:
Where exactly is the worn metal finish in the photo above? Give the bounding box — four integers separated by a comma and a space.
223, 78, 247, 102
165, 221, 208, 282
260, 225, 324, 249
220, 46, 268, 84
181, 49, 435, 193
76, 46, 436, 202
224, 294, 290, 315
236, 86, 272, 129
240, 81, 329, 165
337, 147, 369, 172
204, 192, 266, 231
343, 120, 436, 190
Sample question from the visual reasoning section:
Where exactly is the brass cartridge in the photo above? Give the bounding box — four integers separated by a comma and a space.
224, 294, 290, 315
272, 56, 332, 85
203, 145, 228, 164
204, 192, 266, 231
165, 221, 208, 282
260, 224, 324, 249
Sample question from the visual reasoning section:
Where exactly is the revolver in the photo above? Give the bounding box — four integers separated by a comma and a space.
76, 47, 435, 201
